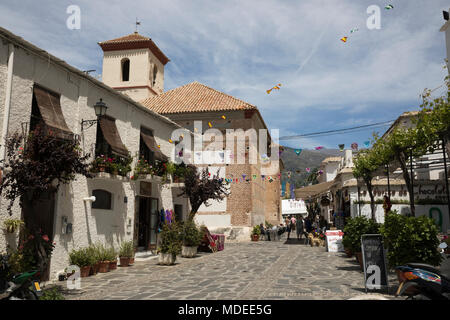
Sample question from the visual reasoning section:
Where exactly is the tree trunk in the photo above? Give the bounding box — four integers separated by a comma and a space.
397, 152, 415, 217
365, 179, 376, 221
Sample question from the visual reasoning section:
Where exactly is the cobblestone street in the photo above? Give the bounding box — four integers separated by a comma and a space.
62, 236, 400, 300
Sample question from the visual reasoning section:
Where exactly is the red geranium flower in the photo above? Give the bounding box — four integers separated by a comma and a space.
42, 234, 49, 242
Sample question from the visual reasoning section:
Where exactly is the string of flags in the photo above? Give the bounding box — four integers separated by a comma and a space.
340, 4, 394, 43
266, 83, 282, 94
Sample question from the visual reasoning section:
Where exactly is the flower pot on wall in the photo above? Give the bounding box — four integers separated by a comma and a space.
158, 253, 176, 265
181, 246, 197, 258
251, 234, 259, 241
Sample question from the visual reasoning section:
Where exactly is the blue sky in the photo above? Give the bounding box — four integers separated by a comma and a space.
1, 0, 449, 149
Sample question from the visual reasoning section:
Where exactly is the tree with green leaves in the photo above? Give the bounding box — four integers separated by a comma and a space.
416, 75, 450, 158
382, 126, 429, 217
353, 148, 380, 220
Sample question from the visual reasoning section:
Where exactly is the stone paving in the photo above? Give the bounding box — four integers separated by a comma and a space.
61, 235, 401, 300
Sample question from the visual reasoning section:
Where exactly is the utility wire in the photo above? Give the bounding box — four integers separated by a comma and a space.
279, 120, 395, 140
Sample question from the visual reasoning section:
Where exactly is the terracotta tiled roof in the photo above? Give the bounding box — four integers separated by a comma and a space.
140, 81, 257, 114
98, 32, 170, 65
99, 32, 151, 44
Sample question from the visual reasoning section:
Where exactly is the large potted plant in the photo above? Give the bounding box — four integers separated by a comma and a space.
343, 216, 380, 270
250, 225, 261, 241
96, 243, 110, 273
380, 211, 442, 276
181, 220, 202, 258
69, 248, 93, 278
119, 241, 134, 267
158, 221, 182, 265
86, 244, 101, 275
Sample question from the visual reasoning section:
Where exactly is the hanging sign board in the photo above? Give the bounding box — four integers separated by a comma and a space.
325, 230, 344, 252
361, 234, 389, 293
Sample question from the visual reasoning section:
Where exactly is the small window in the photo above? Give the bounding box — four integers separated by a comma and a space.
152, 65, 157, 86
122, 58, 130, 82
92, 189, 112, 210
174, 204, 183, 222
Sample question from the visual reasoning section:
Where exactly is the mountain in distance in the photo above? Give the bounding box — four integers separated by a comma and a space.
280, 146, 342, 188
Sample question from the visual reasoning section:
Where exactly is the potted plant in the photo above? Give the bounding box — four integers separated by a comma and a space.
96, 243, 110, 273
69, 248, 93, 278
342, 236, 353, 258
86, 244, 100, 275
343, 216, 380, 271
107, 247, 118, 270
250, 225, 261, 241
158, 221, 182, 265
181, 220, 202, 258
119, 240, 134, 267
3, 219, 24, 234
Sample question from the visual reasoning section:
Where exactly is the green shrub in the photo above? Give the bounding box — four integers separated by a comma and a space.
380, 211, 442, 268
181, 220, 202, 247
119, 241, 134, 258
251, 225, 261, 236
158, 221, 182, 257
342, 216, 380, 253
39, 286, 65, 300
69, 248, 94, 267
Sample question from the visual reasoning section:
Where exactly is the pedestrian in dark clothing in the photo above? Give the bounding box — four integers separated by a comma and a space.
296, 216, 305, 240
305, 217, 312, 233
259, 223, 266, 240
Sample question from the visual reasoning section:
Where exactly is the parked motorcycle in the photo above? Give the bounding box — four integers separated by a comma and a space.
395, 242, 450, 300
0, 254, 42, 300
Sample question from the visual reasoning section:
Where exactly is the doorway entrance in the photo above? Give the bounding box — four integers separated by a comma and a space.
21, 189, 56, 281
136, 196, 158, 251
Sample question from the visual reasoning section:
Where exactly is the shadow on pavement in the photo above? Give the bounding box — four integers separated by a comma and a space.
336, 265, 362, 272
283, 239, 307, 245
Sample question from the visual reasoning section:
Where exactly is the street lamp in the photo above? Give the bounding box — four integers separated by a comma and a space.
81, 98, 108, 132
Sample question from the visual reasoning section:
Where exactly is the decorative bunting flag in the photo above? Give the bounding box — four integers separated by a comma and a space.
385, 4, 393, 10
168, 139, 173, 143
306, 168, 311, 173
315, 146, 324, 150
351, 142, 358, 150
157, 145, 161, 149
295, 149, 302, 156
242, 174, 247, 180
253, 174, 257, 179
178, 149, 183, 157
340, 36, 348, 43
221, 115, 226, 120
350, 28, 359, 33
364, 141, 370, 148
287, 171, 291, 179
338, 144, 345, 151
208, 122, 212, 128
319, 170, 324, 174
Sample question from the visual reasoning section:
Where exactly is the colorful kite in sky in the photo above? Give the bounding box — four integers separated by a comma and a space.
266, 83, 282, 94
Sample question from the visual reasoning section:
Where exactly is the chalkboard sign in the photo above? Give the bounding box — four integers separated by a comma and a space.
361, 234, 389, 293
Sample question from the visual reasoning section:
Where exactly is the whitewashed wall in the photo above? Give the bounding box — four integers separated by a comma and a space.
0, 39, 183, 279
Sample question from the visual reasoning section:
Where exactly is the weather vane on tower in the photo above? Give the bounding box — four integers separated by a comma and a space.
135, 17, 141, 33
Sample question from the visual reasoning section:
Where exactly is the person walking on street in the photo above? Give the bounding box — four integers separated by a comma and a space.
286, 216, 292, 240
290, 216, 296, 233
296, 216, 305, 240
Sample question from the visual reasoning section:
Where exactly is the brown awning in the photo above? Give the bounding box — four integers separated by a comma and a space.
99, 116, 129, 157
294, 180, 335, 199
33, 85, 72, 137
140, 127, 168, 162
